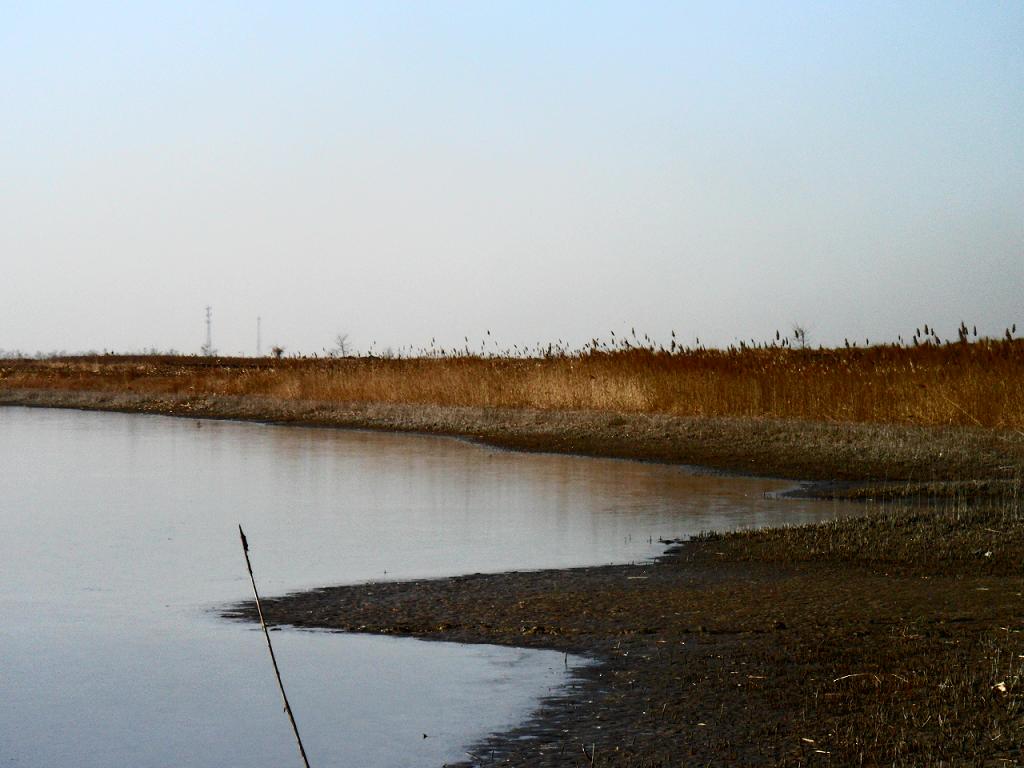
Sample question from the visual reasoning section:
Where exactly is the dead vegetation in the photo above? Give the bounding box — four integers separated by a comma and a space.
696, 486, 1024, 574
2, 336, 1023, 430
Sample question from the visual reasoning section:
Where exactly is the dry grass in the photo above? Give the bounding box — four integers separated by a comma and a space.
812, 627, 1024, 766
696, 484, 1024, 575
3, 338, 1023, 431
688, 491, 1024, 766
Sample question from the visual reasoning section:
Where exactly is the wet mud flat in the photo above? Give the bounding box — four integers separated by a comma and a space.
226, 497, 1024, 767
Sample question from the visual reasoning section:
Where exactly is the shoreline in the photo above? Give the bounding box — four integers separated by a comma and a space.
225, 523, 1022, 767
3, 387, 1022, 499
5, 389, 1024, 764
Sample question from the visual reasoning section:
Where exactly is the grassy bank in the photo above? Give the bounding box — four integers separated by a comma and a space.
2, 338, 1023, 428
3, 343, 1024, 495
2, 389, 1023, 499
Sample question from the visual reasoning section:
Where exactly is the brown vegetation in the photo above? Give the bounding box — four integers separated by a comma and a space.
2, 337, 1023, 430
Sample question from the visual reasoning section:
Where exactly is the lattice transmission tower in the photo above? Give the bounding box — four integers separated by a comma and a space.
201, 305, 216, 356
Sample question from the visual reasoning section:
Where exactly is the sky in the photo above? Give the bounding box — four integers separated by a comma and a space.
2, 1, 1022, 356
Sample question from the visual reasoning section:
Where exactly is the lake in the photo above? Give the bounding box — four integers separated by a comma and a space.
0, 406, 857, 766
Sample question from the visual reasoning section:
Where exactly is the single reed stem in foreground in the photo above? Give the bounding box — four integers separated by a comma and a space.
239, 525, 312, 768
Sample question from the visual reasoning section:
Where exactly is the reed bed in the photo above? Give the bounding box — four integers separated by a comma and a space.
2, 337, 1023, 430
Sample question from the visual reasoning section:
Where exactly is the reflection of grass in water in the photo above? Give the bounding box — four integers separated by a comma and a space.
4, 334, 1024, 429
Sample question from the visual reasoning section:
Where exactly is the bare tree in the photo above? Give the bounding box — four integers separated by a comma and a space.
332, 333, 351, 357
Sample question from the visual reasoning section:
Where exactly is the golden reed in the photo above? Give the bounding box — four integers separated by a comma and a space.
3, 337, 1022, 430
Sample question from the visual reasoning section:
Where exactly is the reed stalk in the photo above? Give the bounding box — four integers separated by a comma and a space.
238, 525, 312, 768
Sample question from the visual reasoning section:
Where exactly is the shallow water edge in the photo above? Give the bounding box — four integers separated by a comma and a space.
6, 387, 1019, 497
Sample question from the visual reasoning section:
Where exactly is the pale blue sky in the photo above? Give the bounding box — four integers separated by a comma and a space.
2, 2, 1021, 355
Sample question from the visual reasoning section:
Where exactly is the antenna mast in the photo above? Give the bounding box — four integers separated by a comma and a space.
202, 305, 215, 356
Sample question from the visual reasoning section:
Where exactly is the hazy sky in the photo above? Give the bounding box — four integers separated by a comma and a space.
2, 2, 1021, 355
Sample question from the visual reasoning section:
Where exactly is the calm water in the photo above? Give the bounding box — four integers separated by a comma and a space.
1, 407, 858, 767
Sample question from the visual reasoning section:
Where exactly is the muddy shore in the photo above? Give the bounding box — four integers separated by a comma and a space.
224, 501, 1023, 767
4, 388, 1024, 765
3, 387, 1022, 496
